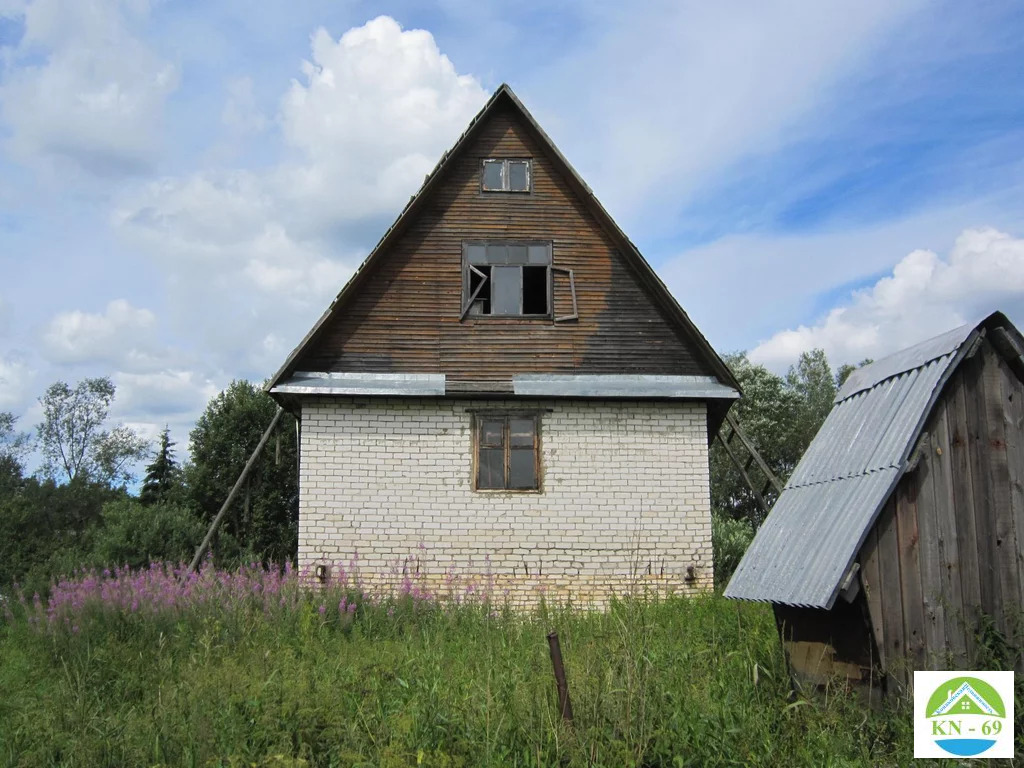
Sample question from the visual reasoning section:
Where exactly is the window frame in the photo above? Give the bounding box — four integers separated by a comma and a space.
481, 158, 532, 193
460, 241, 553, 320
471, 412, 543, 493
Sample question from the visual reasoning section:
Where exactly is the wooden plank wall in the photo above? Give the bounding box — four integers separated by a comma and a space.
858, 338, 1024, 688
296, 102, 717, 382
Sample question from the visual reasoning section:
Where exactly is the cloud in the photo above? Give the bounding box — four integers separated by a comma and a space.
113, 16, 487, 375
749, 227, 1024, 369
0, 354, 33, 412
529, 0, 926, 229
41, 299, 160, 368
0, 0, 178, 175
221, 76, 267, 136
113, 369, 218, 419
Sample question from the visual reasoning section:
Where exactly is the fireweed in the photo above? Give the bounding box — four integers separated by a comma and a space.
3, 553, 503, 639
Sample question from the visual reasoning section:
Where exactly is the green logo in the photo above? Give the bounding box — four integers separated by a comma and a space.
925, 676, 1007, 757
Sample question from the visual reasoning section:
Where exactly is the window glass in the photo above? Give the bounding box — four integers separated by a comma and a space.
486, 244, 507, 264
509, 418, 535, 447
491, 266, 521, 315
480, 419, 504, 447
478, 448, 504, 489
466, 244, 486, 264
507, 245, 528, 264
508, 160, 529, 191
482, 160, 503, 191
527, 244, 550, 265
509, 448, 536, 489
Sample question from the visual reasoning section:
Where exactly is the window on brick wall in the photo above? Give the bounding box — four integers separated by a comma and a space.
474, 414, 540, 491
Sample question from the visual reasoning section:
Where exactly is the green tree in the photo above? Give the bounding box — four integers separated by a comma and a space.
140, 426, 182, 506
785, 349, 838, 451
36, 377, 150, 487
0, 411, 29, 493
185, 381, 297, 563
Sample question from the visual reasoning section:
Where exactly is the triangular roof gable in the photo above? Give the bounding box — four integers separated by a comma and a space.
267, 84, 738, 392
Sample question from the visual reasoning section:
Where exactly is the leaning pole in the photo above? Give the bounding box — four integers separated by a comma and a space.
187, 406, 284, 573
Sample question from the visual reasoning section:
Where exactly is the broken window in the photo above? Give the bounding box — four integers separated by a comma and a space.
481, 159, 531, 192
474, 414, 540, 491
461, 242, 553, 318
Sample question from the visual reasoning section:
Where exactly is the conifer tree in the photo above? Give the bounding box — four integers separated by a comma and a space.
140, 426, 180, 506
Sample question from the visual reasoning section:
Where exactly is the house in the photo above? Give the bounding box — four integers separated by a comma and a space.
725, 312, 1024, 692
266, 84, 740, 604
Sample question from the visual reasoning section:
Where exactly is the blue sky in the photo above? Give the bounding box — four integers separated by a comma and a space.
2, 0, 1024, 465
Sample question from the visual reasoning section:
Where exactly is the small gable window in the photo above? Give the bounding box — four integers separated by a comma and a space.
474, 413, 540, 491
482, 159, 531, 192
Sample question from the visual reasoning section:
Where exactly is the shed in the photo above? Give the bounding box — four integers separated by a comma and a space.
725, 311, 1024, 692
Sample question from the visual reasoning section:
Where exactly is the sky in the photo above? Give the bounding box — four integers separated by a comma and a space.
1, 0, 1024, 469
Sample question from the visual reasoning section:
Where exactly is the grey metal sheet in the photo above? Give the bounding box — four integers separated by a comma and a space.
272, 371, 445, 396
513, 374, 739, 399
724, 469, 899, 607
836, 322, 972, 401
726, 324, 971, 608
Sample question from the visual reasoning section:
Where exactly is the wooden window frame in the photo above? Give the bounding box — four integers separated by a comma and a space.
460, 241, 553, 320
481, 158, 532, 193
471, 412, 542, 493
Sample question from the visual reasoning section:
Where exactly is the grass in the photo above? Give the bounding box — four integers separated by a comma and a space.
0, 563, 915, 767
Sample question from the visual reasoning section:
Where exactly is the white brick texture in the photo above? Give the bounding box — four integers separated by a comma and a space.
299, 398, 713, 605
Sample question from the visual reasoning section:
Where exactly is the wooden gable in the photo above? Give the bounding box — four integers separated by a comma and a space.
271, 86, 735, 390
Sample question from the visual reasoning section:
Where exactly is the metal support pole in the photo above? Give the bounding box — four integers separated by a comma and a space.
547, 631, 574, 725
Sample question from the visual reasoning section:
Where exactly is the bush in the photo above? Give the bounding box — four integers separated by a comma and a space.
90, 499, 205, 570
712, 512, 754, 587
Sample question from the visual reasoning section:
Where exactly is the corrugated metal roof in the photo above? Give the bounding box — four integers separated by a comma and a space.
724, 319, 982, 609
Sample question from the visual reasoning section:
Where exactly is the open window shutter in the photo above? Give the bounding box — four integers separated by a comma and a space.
551, 267, 578, 322
460, 264, 489, 320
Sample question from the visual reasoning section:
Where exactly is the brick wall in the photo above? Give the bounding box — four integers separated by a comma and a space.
299, 397, 713, 605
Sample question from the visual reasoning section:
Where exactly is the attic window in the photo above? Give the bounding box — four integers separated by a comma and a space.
461, 242, 551, 318
482, 159, 531, 192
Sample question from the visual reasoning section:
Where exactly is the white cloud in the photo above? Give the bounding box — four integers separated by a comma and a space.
0, 0, 178, 175
113, 16, 487, 374
221, 76, 267, 136
749, 227, 1024, 369
41, 299, 159, 367
0, 354, 33, 412
113, 369, 218, 419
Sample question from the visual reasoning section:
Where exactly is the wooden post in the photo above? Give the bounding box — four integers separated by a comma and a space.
187, 407, 284, 572
547, 631, 574, 725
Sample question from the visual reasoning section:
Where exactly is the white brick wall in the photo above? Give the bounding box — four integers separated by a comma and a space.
299, 397, 713, 605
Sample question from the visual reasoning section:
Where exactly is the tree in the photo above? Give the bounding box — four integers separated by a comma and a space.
0, 411, 29, 492
36, 377, 150, 486
185, 381, 297, 563
140, 426, 182, 506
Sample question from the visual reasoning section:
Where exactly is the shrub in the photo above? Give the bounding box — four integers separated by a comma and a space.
89, 499, 205, 570
712, 512, 754, 587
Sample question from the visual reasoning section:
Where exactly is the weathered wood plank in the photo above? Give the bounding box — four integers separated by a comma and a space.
948, 362, 983, 662
895, 477, 927, 674
876, 498, 907, 687
980, 346, 1019, 641
964, 345, 1004, 632
929, 396, 968, 665
913, 429, 947, 667
858, 525, 886, 670
997, 354, 1024, 664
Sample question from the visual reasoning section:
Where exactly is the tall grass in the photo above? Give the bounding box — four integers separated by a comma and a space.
0, 561, 913, 767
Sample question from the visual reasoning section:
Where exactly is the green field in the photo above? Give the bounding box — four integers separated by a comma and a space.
0, 564, 916, 767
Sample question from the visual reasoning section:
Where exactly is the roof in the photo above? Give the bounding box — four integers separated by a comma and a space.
266, 84, 739, 397
725, 311, 1022, 609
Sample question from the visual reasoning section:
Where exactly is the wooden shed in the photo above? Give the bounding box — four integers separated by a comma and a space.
725, 312, 1024, 693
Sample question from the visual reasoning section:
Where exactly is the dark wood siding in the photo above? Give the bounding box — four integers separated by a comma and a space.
858, 338, 1024, 688
293, 102, 717, 382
